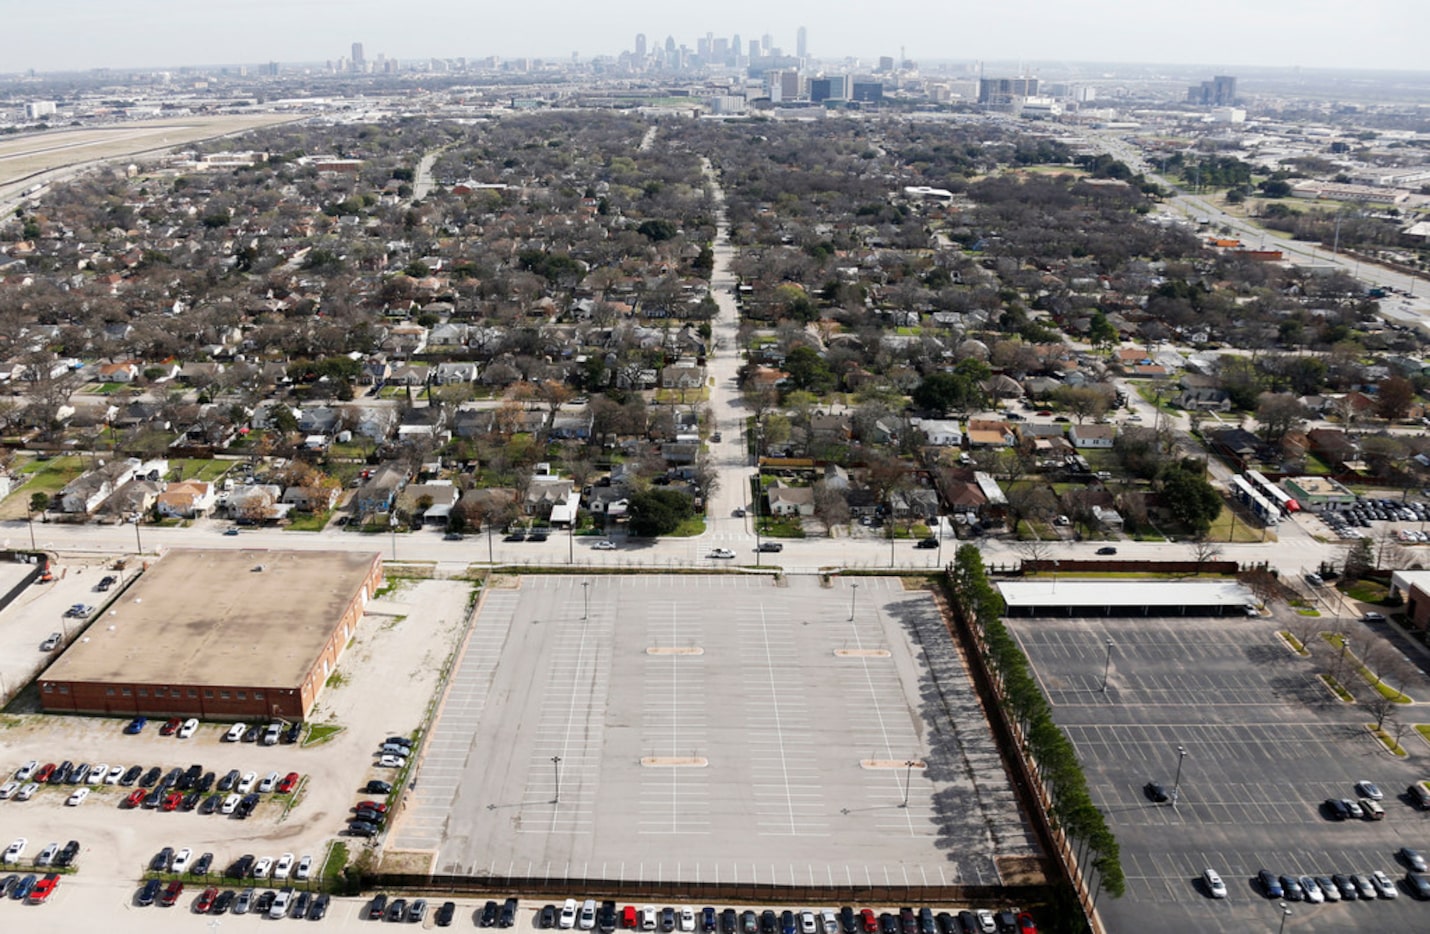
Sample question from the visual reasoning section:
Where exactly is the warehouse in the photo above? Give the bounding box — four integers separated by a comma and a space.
997, 579, 1257, 617
38, 548, 382, 721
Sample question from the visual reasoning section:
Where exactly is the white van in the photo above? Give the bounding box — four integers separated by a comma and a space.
579, 900, 597, 931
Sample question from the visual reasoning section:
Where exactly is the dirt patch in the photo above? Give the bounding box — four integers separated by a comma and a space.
379, 849, 436, 874
997, 854, 1051, 885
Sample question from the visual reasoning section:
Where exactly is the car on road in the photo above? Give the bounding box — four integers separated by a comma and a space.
914, 538, 939, 549
707, 548, 736, 559
96, 575, 116, 591
40, 632, 61, 651
592, 540, 617, 550
63, 603, 92, 618
1095, 546, 1118, 555
123, 716, 147, 734
1305, 572, 1324, 586
1400, 848, 1428, 872
1356, 780, 1384, 800
223, 528, 240, 536
757, 542, 784, 552
732, 507, 745, 517
1362, 611, 1386, 622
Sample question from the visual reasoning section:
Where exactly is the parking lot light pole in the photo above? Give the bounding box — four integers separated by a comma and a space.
1101, 639, 1115, 693
1277, 903, 1290, 934
551, 755, 562, 805
901, 759, 916, 808
1171, 745, 1188, 808
581, 581, 589, 621
849, 583, 859, 622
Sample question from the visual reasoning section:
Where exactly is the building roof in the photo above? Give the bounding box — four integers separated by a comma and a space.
998, 579, 1254, 610
43, 549, 379, 689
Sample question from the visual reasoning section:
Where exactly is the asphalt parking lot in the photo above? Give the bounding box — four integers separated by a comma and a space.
392, 575, 1037, 889
1009, 612, 1430, 933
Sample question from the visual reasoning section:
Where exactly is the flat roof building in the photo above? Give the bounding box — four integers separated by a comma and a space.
997, 579, 1255, 617
39, 549, 382, 721
1283, 475, 1355, 507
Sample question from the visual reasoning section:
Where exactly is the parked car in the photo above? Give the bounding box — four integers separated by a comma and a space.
40, 632, 61, 651
123, 717, 148, 735
1203, 869, 1227, 898
178, 718, 199, 739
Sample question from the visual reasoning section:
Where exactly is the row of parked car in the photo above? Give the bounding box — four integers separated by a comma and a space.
137, 879, 332, 917
0, 872, 60, 904
514, 901, 1034, 934
346, 737, 409, 837
1, 838, 78, 869
1254, 867, 1430, 902
121, 715, 302, 746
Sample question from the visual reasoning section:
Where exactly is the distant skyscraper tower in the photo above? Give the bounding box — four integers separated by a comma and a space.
665, 35, 677, 53
732, 33, 742, 62
635, 33, 646, 59
797, 26, 807, 59
748, 39, 760, 62
351, 42, 365, 71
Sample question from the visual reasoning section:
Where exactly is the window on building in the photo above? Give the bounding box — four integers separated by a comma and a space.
106, 688, 116, 696
58, 685, 68, 694
188, 689, 198, 698
220, 691, 230, 699
237, 691, 247, 700
204, 690, 214, 699
137, 689, 148, 697
122, 688, 132, 697
42, 684, 52, 693
254, 691, 264, 700
155, 687, 167, 697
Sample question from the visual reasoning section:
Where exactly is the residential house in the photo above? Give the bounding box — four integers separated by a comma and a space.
660, 364, 706, 390
1069, 424, 1117, 449
100, 479, 164, 518
767, 482, 815, 517
891, 488, 941, 520
354, 465, 408, 515
549, 411, 594, 440
432, 361, 480, 386
58, 458, 142, 514
95, 361, 140, 384
965, 419, 1015, 447
914, 419, 962, 447
396, 481, 461, 526
280, 483, 341, 513
526, 475, 575, 517
1176, 387, 1232, 411
1091, 504, 1124, 530
156, 479, 216, 519
225, 484, 290, 522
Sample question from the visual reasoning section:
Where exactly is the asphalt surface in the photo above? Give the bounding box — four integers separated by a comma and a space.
390, 575, 1037, 887
1010, 612, 1430, 933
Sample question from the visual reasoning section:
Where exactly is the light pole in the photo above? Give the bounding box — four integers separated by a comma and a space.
567, 521, 574, 565
752, 471, 762, 566
1101, 638, 1115, 693
849, 582, 859, 621
1277, 903, 1290, 934
551, 755, 562, 805
901, 759, 916, 808
134, 515, 143, 554
388, 514, 397, 561
1171, 745, 1188, 808
581, 581, 589, 621
26, 507, 36, 552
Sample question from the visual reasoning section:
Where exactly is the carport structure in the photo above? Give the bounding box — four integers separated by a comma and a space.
997, 579, 1256, 617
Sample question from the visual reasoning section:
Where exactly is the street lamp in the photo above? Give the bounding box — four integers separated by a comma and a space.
581, 581, 589, 621
1101, 638, 1115, 693
1277, 903, 1290, 934
1171, 745, 1188, 808
901, 759, 917, 808
551, 755, 562, 805
849, 582, 859, 622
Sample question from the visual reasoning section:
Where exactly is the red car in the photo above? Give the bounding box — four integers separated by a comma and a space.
160, 717, 183, 736
34, 762, 57, 783
195, 886, 218, 913
276, 771, 300, 794
27, 874, 59, 904
161, 791, 183, 811
355, 800, 388, 814
860, 910, 878, 933
159, 880, 184, 906
122, 789, 147, 809
1017, 914, 1037, 934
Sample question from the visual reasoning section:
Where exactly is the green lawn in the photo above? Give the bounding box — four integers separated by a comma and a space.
167, 458, 234, 482
666, 515, 707, 537
757, 516, 806, 538
285, 511, 333, 532
0, 455, 88, 519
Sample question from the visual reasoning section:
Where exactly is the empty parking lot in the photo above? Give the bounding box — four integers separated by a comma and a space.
391, 575, 1037, 889
1010, 613, 1430, 933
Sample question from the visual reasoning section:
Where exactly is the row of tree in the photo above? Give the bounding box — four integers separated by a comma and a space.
947, 545, 1126, 908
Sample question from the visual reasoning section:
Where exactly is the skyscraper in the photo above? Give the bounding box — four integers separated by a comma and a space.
351, 42, 365, 71
796, 26, 807, 59
635, 33, 646, 59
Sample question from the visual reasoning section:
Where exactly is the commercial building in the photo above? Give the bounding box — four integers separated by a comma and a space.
39, 549, 383, 721
998, 579, 1256, 617
1392, 570, 1430, 633
978, 76, 1038, 107
1282, 475, 1355, 507
1187, 75, 1237, 106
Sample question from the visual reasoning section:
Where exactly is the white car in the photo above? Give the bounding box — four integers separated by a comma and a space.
821, 910, 838, 934
0, 781, 18, 799
1356, 780, 1384, 800
579, 900, 598, 931
679, 907, 696, 932
592, 540, 617, 550
224, 722, 246, 742
707, 548, 736, 559
1203, 868, 1227, 898
251, 855, 273, 879
639, 907, 657, 931
974, 911, 997, 934
2, 837, 26, 864
273, 852, 294, 880
258, 771, 280, 793
798, 912, 816, 934
178, 718, 199, 739
294, 854, 313, 881
105, 765, 125, 784
14, 761, 38, 782
171, 848, 193, 874
87, 763, 107, 784
1372, 870, 1398, 898
1300, 876, 1324, 904
220, 793, 241, 814
14, 783, 38, 801
269, 888, 291, 919
65, 787, 89, 806
378, 754, 407, 768
237, 771, 257, 793
559, 898, 578, 929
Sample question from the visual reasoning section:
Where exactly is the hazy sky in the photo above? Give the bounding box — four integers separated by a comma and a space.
4, 0, 1426, 74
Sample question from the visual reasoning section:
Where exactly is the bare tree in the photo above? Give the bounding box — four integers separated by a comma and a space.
1189, 537, 1223, 575
1366, 693, 1396, 730
811, 481, 850, 537
1011, 539, 1053, 566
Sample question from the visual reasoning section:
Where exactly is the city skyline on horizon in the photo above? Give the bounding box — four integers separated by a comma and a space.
1, 0, 1426, 76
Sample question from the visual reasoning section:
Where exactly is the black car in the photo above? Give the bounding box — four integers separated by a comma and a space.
354, 807, 385, 825
293, 891, 312, 919
436, 900, 457, 927
504, 531, 526, 542
918, 909, 936, 934
502, 897, 521, 927
217, 769, 240, 792
161, 767, 183, 788
779, 910, 795, 934
384, 735, 414, 749
241, 725, 259, 743
254, 890, 276, 914
48, 761, 73, 784
1096, 546, 1118, 555
150, 847, 174, 872
180, 792, 202, 812
227, 855, 255, 879
143, 788, 164, 809
200, 794, 222, 815
388, 898, 408, 922
236, 793, 260, 818
741, 911, 759, 934
1408, 872, 1430, 900
1258, 869, 1284, 898
665, 908, 680, 933
54, 840, 80, 869
722, 908, 740, 933
539, 905, 557, 928
368, 894, 388, 920
878, 914, 898, 934
914, 538, 939, 549
310, 894, 330, 920
839, 908, 857, 934
137, 878, 162, 906
348, 820, 380, 838
1144, 781, 1169, 803
1324, 798, 1351, 820
364, 779, 393, 795
120, 765, 144, 785
139, 766, 162, 787
282, 722, 302, 744
956, 912, 979, 934
212, 889, 235, 914
760, 910, 778, 934
191, 852, 213, 876
934, 912, 956, 934
481, 899, 500, 926
196, 771, 215, 793
97, 575, 116, 591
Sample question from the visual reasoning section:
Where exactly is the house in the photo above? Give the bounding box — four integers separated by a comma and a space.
100, 478, 164, 518
914, 419, 962, 447
549, 489, 581, 527
526, 475, 575, 517
965, 419, 1015, 447
660, 364, 706, 390
1069, 424, 1117, 449
58, 458, 142, 514
1091, 504, 1124, 530
1176, 387, 1232, 411
224, 484, 290, 522
809, 413, 852, 445
156, 479, 216, 518
95, 361, 140, 383
767, 482, 815, 517
354, 465, 408, 515
891, 488, 941, 520
432, 361, 480, 385
396, 481, 461, 526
